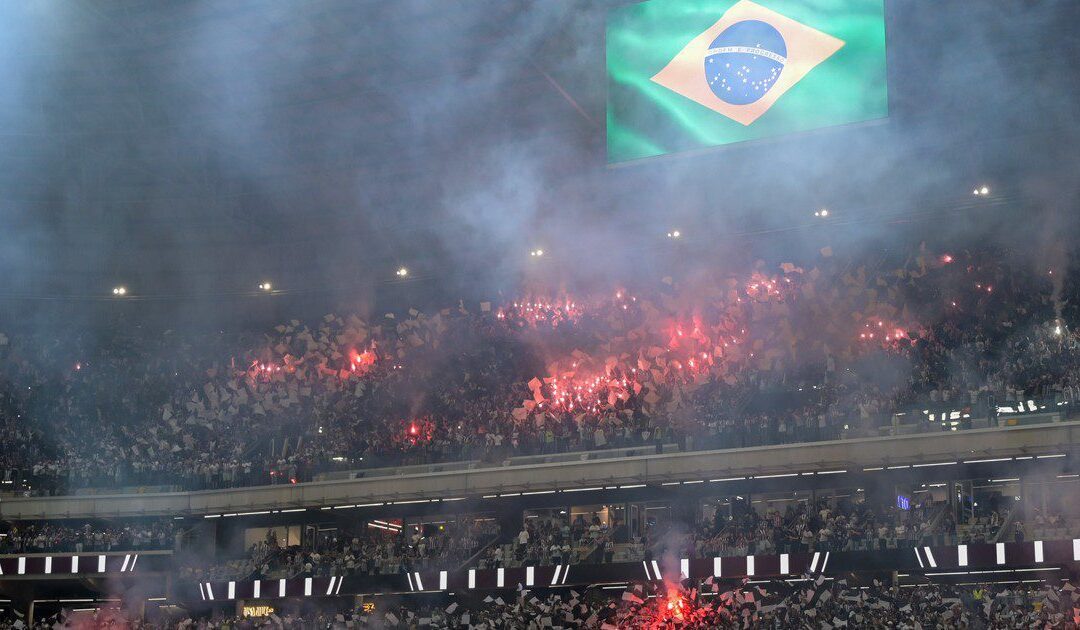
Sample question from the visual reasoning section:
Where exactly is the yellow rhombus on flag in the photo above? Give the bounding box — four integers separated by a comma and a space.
651, 0, 845, 126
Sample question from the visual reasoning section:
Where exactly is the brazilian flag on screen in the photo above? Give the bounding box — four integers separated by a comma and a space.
607, 0, 887, 162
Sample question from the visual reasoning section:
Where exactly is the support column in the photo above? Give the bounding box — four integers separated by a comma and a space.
497, 510, 522, 543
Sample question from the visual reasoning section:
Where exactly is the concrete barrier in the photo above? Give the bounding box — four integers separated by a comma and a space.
1, 419, 1075, 520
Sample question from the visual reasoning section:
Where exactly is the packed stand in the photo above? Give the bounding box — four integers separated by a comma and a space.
271, 519, 500, 578
180, 518, 499, 583
2, 245, 1079, 495
1015, 486, 1080, 542
360, 579, 1080, 629
0, 519, 175, 554
178, 538, 278, 583
647, 495, 951, 566
132, 579, 1080, 629
477, 514, 620, 569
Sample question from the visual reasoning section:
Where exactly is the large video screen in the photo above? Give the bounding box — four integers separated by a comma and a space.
607, 0, 887, 163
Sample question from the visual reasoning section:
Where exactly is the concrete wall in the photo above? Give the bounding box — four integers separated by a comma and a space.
2, 419, 1076, 520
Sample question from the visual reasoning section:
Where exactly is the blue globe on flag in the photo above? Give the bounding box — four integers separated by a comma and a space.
704, 20, 787, 105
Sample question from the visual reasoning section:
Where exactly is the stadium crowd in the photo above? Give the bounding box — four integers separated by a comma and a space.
484, 493, 970, 573
269, 518, 497, 579
0, 520, 175, 554
477, 515, 617, 569
180, 518, 499, 583
19, 578, 1074, 629
657, 495, 955, 561
370, 578, 1080, 629
1, 245, 1078, 496
363, 579, 1080, 629
176, 484, 1028, 584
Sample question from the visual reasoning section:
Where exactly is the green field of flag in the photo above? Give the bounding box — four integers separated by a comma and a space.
607, 0, 887, 162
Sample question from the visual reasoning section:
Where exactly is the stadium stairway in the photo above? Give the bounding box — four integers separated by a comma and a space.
455, 532, 502, 572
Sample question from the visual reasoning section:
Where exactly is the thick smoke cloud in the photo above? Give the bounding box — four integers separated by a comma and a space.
0, 0, 1077, 329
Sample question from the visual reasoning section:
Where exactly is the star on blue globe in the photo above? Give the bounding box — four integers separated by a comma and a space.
704, 20, 787, 106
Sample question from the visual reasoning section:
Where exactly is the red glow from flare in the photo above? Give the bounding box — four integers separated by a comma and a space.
664, 595, 687, 621
349, 346, 378, 374
496, 298, 582, 328
248, 360, 284, 381
399, 418, 435, 446
859, 318, 921, 349
540, 368, 638, 416
743, 272, 795, 301
634, 584, 716, 628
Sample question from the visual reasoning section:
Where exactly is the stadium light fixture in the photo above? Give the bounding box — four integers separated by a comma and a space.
111, 286, 127, 296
